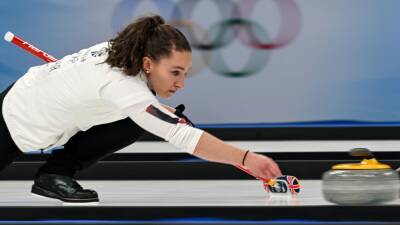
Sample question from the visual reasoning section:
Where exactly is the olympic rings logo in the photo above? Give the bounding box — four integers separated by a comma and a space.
112, 0, 301, 77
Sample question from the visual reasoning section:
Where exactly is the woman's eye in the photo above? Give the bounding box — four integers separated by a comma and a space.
172, 71, 180, 76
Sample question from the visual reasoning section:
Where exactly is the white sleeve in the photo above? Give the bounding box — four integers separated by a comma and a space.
126, 101, 204, 154
99, 76, 155, 114
99, 77, 203, 154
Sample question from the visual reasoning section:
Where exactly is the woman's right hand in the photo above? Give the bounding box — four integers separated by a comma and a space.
243, 152, 282, 180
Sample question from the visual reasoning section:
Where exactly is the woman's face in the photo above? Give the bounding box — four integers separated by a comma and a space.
143, 50, 192, 99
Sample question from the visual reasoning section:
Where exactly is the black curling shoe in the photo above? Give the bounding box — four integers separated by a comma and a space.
31, 173, 99, 203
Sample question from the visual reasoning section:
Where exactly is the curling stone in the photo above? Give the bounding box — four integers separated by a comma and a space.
322, 148, 399, 205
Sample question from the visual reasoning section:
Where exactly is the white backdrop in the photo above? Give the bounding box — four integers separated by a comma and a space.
1, 0, 400, 127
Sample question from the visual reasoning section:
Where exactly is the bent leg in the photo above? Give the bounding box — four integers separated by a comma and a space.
37, 118, 145, 177
0, 84, 23, 172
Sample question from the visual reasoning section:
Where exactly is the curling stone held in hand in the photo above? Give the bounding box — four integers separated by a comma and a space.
322, 148, 399, 205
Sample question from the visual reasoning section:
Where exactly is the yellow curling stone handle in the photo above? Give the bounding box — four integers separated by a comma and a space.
332, 158, 391, 170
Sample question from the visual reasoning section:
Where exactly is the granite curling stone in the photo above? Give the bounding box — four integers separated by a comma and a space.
322, 148, 399, 205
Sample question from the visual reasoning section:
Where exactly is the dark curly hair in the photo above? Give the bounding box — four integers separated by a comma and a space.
105, 15, 191, 76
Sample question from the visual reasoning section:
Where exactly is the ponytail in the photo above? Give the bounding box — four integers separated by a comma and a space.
105, 15, 191, 76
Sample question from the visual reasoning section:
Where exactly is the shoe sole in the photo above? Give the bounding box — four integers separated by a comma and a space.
31, 193, 100, 206
31, 185, 99, 203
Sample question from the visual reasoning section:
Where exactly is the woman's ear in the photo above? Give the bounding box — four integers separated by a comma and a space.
142, 56, 152, 74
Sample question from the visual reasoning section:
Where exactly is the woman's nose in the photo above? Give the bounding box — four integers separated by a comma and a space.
175, 78, 185, 89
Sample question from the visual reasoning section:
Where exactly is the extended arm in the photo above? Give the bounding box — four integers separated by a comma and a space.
192, 132, 281, 179
129, 103, 281, 180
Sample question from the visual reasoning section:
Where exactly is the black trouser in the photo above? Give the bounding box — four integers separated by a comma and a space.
37, 118, 145, 177
0, 84, 146, 177
0, 84, 23, 172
